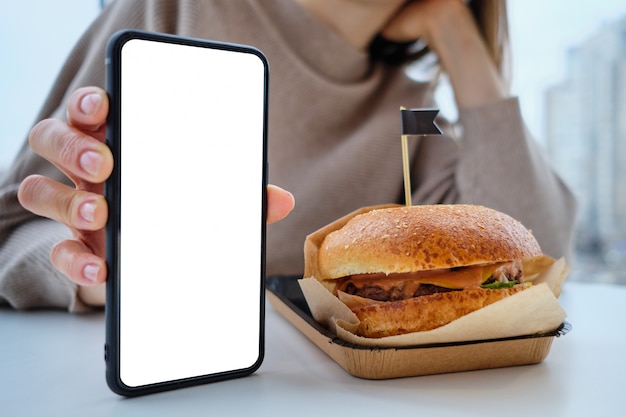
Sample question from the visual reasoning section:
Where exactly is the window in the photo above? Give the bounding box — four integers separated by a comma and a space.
508, 0, 626, 283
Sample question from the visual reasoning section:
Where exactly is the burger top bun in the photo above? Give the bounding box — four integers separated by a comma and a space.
317, 204, 542, 279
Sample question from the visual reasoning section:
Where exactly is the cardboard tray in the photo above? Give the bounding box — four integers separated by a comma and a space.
266, 275, 571, 380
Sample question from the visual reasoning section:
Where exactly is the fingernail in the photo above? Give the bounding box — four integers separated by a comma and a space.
83, 264, 100, 283
80, 151, 103, 177
80, 201, 96, 223
80, 92, 103, 115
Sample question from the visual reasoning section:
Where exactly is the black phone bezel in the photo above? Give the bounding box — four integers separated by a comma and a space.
104, 29, 269, 397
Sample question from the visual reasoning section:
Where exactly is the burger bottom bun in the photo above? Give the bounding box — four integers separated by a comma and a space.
340, 285, 527, 338
299, 256, 568, 347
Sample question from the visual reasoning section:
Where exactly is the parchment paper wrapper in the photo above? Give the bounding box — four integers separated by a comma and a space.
299, 205, 569, 348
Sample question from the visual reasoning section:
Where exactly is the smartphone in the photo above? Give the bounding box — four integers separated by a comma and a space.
104, 30, 269, 396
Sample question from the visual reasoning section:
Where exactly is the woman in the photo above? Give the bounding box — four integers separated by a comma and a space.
0, 0, 576, 310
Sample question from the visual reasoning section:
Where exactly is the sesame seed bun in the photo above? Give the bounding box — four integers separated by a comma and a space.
318, 204, 542, 280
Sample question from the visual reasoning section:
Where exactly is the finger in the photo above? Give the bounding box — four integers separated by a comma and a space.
77, 284, 106, 307
50, 239, 107, 286
28, 118, 113, 185
18, 175, 108, 231
381, 1, 429, 42
267, 185, 295, 224
66, 87, 109, 140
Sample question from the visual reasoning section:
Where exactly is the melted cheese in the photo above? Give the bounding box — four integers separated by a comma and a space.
337, 263, 505, 295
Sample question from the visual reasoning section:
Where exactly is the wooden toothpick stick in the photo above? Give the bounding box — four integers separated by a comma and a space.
399, 107, 442, 206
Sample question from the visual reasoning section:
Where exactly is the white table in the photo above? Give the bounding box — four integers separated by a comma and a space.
1, 282, 624, 416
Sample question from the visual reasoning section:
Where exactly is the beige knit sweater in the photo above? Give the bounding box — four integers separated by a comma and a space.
0, 0, 577, 311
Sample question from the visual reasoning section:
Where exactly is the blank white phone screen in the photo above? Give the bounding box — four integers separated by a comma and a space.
118, 38, 266, 388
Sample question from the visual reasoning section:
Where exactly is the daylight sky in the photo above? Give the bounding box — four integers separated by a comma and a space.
2, 0, 626, 169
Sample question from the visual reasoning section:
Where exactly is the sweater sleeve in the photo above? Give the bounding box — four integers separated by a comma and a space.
0, 0, 188, 311
0, 219, 93, 311
413, 97, 577, 260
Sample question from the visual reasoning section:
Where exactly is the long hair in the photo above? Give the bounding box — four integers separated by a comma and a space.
369, 0, 510, 82
470, 0, 509, 81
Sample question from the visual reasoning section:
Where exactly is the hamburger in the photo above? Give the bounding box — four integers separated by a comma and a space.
311, 204, 543, 338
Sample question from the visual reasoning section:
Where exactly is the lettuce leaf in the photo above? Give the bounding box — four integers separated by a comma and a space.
481, 281, 517, 289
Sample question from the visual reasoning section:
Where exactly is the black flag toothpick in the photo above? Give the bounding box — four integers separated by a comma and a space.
400, 108, 442, 206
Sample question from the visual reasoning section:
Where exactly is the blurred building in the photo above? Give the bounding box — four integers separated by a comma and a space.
545, 15, 626, 269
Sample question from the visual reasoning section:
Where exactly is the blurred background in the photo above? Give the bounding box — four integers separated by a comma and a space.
1, 0, 626, 284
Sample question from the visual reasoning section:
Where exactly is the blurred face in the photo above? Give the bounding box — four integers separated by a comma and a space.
294, 0, 410, 50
